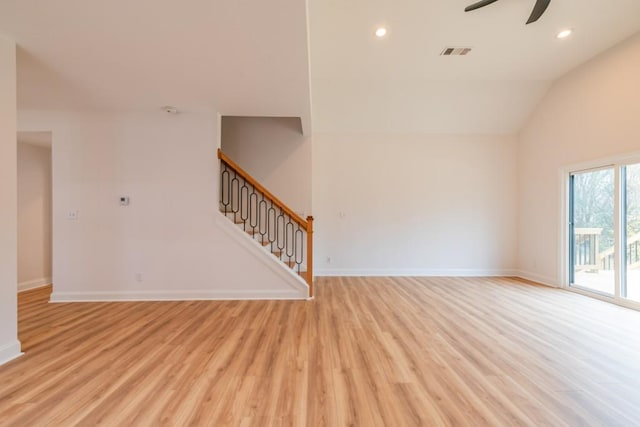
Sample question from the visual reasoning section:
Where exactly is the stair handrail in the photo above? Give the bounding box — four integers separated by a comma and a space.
217, 148, 314, 296
218, 149, 308, 227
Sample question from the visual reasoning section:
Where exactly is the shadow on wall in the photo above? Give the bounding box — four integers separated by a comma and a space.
220, 116, 311, 214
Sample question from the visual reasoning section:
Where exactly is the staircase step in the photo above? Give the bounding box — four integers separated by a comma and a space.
221, 212, 238, 223
220, 206, 308, 277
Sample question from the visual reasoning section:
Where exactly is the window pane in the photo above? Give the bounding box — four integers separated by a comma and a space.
625, 164, 640, 302
571, 168, 615, 295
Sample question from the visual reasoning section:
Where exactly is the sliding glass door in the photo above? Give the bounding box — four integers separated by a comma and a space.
569, 161, 640, 307
569, 167, 616, 296
623, 164, 640, 303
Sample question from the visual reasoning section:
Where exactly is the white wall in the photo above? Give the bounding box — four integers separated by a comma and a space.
221, 116, 312, 215
0, 37, 21, 365
313, 133, 518, 275
518, 32, 640, 286
18, 110, 308, 301
17, 142, 52, 291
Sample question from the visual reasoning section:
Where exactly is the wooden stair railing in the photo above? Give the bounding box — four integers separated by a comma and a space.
217, 149, 314, 297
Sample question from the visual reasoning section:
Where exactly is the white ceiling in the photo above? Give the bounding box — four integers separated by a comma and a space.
0, 0, 312, 131
3, 0, 640, 136
309, 0, 640, 134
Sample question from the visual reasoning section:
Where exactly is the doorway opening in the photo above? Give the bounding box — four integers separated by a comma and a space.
17, 131, 52, 294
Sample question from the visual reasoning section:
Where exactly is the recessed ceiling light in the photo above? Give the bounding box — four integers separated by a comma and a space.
375, 27, 388, 38
557, 29, 573, 39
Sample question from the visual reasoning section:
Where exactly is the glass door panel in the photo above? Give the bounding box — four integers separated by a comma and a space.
624, 164, 640, 303
570, 168, 615, 295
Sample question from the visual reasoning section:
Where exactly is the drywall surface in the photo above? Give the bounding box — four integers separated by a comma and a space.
313, 132, 518, 275
221, 116, 311, 216
0, 37, 21, 364
18, 110, 308, 300
518, 32, 640, 286
17, 142, 52, 290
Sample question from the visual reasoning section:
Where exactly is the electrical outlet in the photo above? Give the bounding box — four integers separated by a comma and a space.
136, 273, 143, 282
67, 210, 79, 220
326, 256, 331, 264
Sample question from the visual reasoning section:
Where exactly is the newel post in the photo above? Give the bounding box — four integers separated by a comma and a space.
306, 216, 314, 298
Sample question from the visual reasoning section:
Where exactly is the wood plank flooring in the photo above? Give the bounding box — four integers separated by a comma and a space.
1, 277, 640, 426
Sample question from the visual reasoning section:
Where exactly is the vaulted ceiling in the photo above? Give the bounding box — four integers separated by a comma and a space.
2, 0, 640, 136
309, 0, 640, 133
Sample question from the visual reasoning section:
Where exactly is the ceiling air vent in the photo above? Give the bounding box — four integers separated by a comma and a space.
440, 47, 472, 56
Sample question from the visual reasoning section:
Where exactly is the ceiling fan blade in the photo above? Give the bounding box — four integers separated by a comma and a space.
526, 0, 551, 24
465, 0, 500, 13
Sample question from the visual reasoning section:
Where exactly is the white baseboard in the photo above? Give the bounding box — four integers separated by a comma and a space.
50, 289, 305, 303
314, 268, 561, 290
514, 270, 559, 288
0, 340, 23, 366
18, 277, 52, 292
50, 214, 312, 303
315, 268, 518, 277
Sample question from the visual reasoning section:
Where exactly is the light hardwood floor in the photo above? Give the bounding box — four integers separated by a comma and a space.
1, 277, 640, 426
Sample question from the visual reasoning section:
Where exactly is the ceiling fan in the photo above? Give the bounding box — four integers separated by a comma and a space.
465, 0, 551, 24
